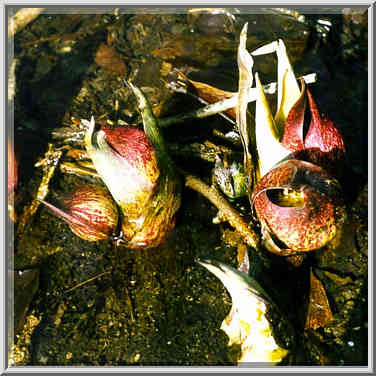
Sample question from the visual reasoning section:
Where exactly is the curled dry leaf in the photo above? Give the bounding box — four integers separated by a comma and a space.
177, 72, 236, 118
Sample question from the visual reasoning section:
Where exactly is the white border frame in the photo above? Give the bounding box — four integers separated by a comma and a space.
1, 1, 373, 374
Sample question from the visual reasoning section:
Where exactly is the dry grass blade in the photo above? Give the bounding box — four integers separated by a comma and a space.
64, 271, 111, 294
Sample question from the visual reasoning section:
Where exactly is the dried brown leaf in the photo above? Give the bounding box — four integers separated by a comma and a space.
178, 72, 236, 118
305, 268, 334, 330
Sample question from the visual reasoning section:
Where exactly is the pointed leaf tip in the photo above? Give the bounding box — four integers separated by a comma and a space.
281, 78, 306, 152
305, 88, 345, 154
304, 88, 346, 175
274, 40, 301, 135
255, 73, 291, 176
240, 22, 248, 35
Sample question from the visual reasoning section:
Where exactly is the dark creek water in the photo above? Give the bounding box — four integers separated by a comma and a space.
8, 8, 368, 366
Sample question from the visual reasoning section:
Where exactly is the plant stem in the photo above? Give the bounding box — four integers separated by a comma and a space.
184, 174, 259, 249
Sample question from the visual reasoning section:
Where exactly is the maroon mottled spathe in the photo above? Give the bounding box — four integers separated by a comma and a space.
304, 89, 346, 176
101, 124, 156, 169
252, 159, 347, 254
281, 81, 346, 177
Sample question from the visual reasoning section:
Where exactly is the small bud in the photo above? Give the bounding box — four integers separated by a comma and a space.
40, 184, 119, 242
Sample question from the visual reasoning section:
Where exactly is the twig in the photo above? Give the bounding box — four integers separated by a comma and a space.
59, 161, 100, 178
124, 286, 135, 323
184, 174, 259, 249
168, 141, 233, 163
8, 8, 44, 38
64, 271, 111, 294
159, 73, 316, 128
17, 144, 64, 235
158, 98, 235, 128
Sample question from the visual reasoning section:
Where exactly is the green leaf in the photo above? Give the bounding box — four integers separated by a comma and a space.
255, 73, 291, 177
274, 40, 301, 138
252, 40, 301, 139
